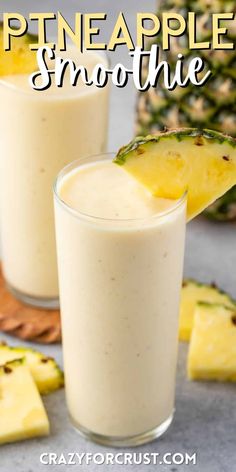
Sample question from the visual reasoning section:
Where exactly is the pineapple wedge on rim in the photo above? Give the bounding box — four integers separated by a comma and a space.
0, 22, 37, 75
180, 280, 235, 342
114, 129, 236, 221
0, 343, 64, 395
0, 358, 49, 445
188, 302, 236, 382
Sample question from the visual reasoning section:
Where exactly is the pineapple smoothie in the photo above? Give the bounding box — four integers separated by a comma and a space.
54, 155, 186, 445
0, 48, 109, 307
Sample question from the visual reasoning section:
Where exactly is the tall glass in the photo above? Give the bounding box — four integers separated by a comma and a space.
54, 154, 187, 447
0, 49, 109, 308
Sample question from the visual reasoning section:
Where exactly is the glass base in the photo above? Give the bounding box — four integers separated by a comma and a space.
7, 283, 59, 310
71, 412, 174, 447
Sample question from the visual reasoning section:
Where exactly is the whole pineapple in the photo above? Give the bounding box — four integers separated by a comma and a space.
136, 0, 236, 221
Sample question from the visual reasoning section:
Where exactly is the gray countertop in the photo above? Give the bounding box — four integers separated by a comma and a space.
0, 1, 236, 471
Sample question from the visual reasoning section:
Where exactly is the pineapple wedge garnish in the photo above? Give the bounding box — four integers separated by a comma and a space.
114, 129, 236, 220
188, 302, 236, 382
180, 280, 235, 341
0, 358, 49, 445
0, 22, 37, 75
0, 344, 64, 395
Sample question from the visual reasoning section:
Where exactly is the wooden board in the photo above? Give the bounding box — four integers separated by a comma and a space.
0, 267, 61, 344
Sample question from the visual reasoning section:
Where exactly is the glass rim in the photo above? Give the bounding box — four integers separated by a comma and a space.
53, 152, 187, 226
0, 48, 109, 99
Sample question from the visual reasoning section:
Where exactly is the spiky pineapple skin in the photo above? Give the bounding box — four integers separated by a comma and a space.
136, 0, 236, 135
136, 0, 236, 220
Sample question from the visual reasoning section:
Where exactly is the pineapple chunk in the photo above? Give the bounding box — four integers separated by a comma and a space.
180, 280, 235, 341
188, 303, 236, 382
0, 359, 49, 445
0, 344, 64, 395
114, 129, 236, 220
0, 23, 37, 75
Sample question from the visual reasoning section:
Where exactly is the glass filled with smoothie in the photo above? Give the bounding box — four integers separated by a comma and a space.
0, 47, 109, 308
54, 153, 186, 446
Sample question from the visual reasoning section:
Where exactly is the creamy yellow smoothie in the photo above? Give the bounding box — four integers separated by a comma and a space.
54, 155, 186, 446
0, 48, 109, 307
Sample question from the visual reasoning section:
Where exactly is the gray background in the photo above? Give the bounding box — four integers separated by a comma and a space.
0, 1, 236, 471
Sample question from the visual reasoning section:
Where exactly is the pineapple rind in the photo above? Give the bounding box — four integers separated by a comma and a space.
0, 345, 64, 394
0, 358, 50, 445
180, 279, 235, 341
188, 302, 236, 382
116, 128, 236, 163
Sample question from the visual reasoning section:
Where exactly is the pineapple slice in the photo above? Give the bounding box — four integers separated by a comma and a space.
0, 344, 64, 395
114, 129, 236, 220
0, 359, 49, 445
188, 303, 236, 382
180, 280, 235, 341
0, 22, 37, 75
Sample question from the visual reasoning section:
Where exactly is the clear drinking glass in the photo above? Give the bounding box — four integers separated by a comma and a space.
54, 153, 187, 447
0, 49, 109, 308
